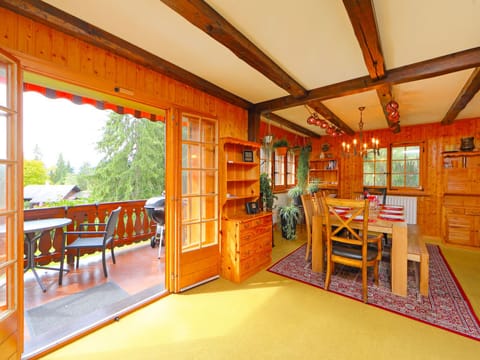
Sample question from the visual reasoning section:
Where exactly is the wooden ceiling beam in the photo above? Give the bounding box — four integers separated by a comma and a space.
264, 113, 321, 138
343, 0, 385, 80
160, 0, 307, 99
376, 84, 400, 133
343, 0, 400, 132
441, 68, 480, 125
0, 0, 252, 109
255, 47, 480, 112
307, 101, 355, 135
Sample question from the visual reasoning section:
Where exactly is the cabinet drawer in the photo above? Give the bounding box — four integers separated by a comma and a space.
445, 207, 465, 215
447, 215, 474, 228
238, 234, 272, 259
238, 251, 271, 275
239, 223, 271, 243
465, 208, 480, 216
239, 215, 271, 231
446, 228, 475, 246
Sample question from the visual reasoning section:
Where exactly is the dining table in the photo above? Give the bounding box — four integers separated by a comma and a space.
23, 218, 72, 292
311, 204, 409, 297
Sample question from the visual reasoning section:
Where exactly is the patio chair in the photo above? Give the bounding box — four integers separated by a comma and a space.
59, 207, 122, 285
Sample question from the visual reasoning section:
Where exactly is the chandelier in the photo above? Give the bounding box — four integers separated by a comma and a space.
341, 106, 379, 157
305, 106, 343, 137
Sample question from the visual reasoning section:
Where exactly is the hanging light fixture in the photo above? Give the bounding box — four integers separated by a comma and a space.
341, 106, 379, 157
305, 105, 343, 137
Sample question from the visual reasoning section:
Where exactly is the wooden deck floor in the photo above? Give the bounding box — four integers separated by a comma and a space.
23, 240, 165, 357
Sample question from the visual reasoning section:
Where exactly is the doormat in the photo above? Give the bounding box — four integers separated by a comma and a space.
26, 282, 129, 337
268, 244, 480, 341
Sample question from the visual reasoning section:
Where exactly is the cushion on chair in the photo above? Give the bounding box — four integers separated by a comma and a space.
332, 243, 379, 261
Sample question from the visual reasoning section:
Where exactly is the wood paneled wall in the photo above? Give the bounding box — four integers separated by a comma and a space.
0, 7, 248, 139
308, 118, 480, 238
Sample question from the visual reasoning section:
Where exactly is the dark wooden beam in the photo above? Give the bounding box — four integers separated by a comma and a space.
308, 100, 355, 135
0, 0, 252, 109
265, 112, 321, 138
343, 0, 385, 79
255, 47, 480, 112
248, 110, 262, 142
441, 68, 480, 125
376, 84, 400, 133
160, 0, 307, 99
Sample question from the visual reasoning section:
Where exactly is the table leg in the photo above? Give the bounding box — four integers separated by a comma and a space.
311, 215, 324, 273
391, 222, 408, 297
24, 233, 47, 292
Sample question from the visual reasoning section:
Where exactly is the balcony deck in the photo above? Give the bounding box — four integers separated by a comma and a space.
23, 239, 165, 357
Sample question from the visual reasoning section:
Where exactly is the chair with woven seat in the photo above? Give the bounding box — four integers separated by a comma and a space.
321, 197, 383, 303
59, 207, 122, 285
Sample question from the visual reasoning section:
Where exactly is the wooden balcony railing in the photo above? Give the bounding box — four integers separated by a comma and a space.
23, 200, 155, 266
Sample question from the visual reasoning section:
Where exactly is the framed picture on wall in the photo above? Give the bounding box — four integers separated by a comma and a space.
243, 150, 254, 162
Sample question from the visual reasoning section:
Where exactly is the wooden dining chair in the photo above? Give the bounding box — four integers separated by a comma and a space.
59, 207, 122, 285
300, 194, 317, 261
321, 197, 383, 303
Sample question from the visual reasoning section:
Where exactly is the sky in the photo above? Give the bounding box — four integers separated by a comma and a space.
23, 91, 109, 171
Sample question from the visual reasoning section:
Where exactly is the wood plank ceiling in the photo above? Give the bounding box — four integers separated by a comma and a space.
1, 0, 479, 139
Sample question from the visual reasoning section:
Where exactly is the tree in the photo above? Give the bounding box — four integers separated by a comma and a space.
91, 113, 165, 202
49, 153, 74, 184
75, 162, 95, 191
24, 159, 48, 185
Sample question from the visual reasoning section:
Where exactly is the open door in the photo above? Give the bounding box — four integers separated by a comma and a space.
166, 109, 219, 292
0, 48, 24, 358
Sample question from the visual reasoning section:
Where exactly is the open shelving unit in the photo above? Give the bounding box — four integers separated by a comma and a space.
219, 137, 272, 283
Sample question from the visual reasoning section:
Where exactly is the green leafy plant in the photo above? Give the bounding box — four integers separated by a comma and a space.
296, 146, 311, 192
272, 138, 288, 148
307, 178, 320, 194
278, 203, 300, 240
260, 173, 277, 211
287, 185, 303, 200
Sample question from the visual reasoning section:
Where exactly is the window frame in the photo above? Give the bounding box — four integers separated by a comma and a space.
362, 141, 424, 192
272, 151, 297, 192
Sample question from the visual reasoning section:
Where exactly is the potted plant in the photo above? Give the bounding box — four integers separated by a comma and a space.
287, 185, 303, 206
278, 203, 300, 240
272, 138, 289, 157
260, 173, 277, 211
307, 178, 320, 194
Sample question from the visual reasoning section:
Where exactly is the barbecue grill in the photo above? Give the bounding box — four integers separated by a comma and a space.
144, 195, 165, 258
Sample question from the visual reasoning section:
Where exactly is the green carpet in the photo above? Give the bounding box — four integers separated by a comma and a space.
26, 282, 129, 337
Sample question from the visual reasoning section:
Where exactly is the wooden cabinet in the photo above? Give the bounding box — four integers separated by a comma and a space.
442, 151, 480, 194
442, 151, 480, 248
221, 213, 272, 283
219, 137, 272, 282
443, 196, 480, 248
309, 158, 339, 193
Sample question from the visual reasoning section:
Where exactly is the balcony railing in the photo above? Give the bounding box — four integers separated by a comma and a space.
24, 200, 155, 267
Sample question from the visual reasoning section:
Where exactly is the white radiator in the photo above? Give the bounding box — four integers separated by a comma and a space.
385, 195, 417, 224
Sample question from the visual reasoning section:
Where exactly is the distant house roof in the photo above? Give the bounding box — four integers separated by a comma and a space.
24, 184, 81, 204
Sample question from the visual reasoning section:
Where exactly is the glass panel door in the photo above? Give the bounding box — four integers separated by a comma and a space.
0, 48, 23, 358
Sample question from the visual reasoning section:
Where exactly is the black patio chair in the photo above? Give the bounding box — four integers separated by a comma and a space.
59, 207, 122, 285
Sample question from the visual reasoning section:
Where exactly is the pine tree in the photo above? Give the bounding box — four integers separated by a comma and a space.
91, 113, 165, 202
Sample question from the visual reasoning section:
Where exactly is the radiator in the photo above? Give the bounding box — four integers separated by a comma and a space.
385, 195, 417, 224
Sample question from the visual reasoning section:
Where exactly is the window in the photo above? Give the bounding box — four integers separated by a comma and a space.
391, 144, 421, 189
363, 147, 387, 187
363, 143, 423, 190
273, 151, 296, 191
260, 146, 272, 180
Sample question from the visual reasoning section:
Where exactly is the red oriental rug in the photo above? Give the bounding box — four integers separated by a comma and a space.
268, 244, 480, 341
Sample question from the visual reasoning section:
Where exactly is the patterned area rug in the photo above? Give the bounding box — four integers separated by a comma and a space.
268, 244, 480, 341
